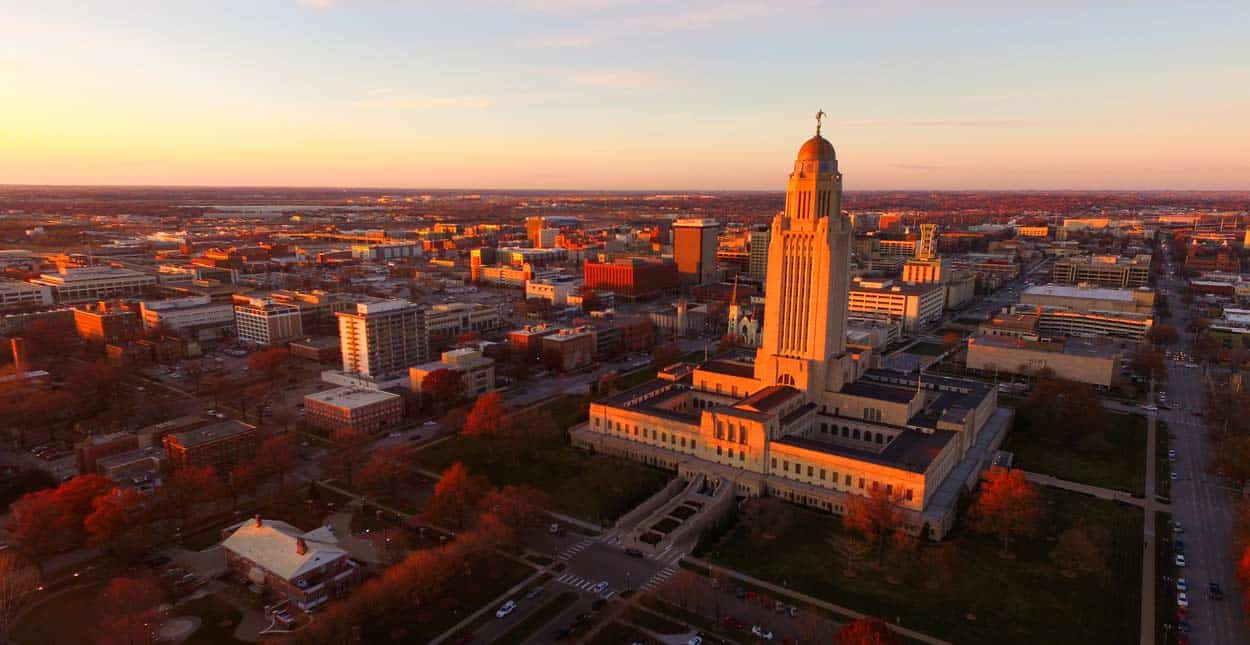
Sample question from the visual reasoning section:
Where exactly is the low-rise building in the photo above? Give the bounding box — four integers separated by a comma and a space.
234, 297, 303, 346
31, 267, 157, 304
140, 295, 236, 338
847, 278, 945, 333
304, 386, 404, 434
73, 302, 143, 343
162, 420, 260, 473
425, 302, 503, 346
1021, 284, 1154, 315
222, 517, 359, 613
1051, 254, 1151, 289
507, 324, 558, 362
965, 333, 1121, 387
525, 276, 581, 306
541, 326, 597, 372
0, 279, 52, 312
410, 348, 496, 398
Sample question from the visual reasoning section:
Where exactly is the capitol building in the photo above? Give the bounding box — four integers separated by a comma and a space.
571, 122, 1012, 539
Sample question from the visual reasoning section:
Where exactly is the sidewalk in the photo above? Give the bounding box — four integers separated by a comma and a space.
684, 556, 951, 645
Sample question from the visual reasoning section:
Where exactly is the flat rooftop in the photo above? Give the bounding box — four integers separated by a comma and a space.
168, 420, 255, 448
305, 386, 400, 408
1024, 284, 1138, 302
775, 427, 956, 474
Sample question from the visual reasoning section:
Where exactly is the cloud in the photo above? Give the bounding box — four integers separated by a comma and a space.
565, 70, 668, 89
840, 118, 1040, 128
354, 92, 492, 110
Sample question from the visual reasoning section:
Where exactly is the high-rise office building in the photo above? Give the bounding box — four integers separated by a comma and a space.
673, 218, 720, 286
336, 300, 428, 381
748, 226, 770, 283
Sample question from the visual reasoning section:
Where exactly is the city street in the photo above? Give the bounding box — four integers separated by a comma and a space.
1156, 269, 1248, 645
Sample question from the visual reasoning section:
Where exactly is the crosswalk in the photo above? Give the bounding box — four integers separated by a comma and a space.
599, 532, 623, 547
639, 564, 678, 592
555, 572, 615, 598
557, 537, 594, 561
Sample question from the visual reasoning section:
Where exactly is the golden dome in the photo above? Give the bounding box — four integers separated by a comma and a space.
796, 134, 835, 162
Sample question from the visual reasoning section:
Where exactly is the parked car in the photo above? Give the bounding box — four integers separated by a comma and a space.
1173, 520, 1184, 533
1176, 554, 1187, 567
495, 600, 517, 618
1209, 582, 1224, 600
751, 625, 774, 640
592, 581, 609, 594
1177, 593, 1189, 608
722, 616, 745, 630
686, 636, 703, 645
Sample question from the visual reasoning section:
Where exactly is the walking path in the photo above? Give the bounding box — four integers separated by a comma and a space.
1140, 413, 1158, 645
684, 556, 951, 645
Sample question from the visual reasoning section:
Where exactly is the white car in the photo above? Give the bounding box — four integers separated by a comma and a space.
592, 581, 609, 594
1173, 520, 1184, 533
1177, 577, 1188, 592
1176, 554, 1187, 567
1177, 592, 1189, 608
1171, 472, 1179, 481
495, 600, 517, 618
1142, 404, 1159, 412
686, 637, 703, 645
751, 626, 774, 640
1168, 449, 1177, 459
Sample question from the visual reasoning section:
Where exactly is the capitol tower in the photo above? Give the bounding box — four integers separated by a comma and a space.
754, 114, 858, 398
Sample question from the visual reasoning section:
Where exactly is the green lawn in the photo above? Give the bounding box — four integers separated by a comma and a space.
416, 436, 672, 524
12, 583, 106, 645
1003, 409, 1147, 495
708, 489, 1144, 645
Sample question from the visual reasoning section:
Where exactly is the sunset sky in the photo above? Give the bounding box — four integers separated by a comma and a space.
1, 1, 1248, 190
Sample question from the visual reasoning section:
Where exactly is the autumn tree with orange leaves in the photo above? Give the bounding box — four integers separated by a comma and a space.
424, 462, 488, 530
843, 486, 906, 566
358, 443, 415, 500
970, 466, 1043, 555
836, 616, 899, 645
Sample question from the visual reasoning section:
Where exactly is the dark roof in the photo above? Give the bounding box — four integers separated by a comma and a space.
168, 420, 255, 449
840, 381, 917, 404
779, 402, 817, 427
698, 359, 755, 379
737, 385, 801, 413
775, 427, 956, 474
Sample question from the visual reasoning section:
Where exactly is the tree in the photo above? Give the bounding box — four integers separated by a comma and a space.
325, 427, 370, 489
462, 392, 508, 450
836, 616, 899, 645
843, 487, 905, 566
421, 368, 465, 414
478, 485, 547, 549
161, 465, 221, 529
969, 466, 1043, 555
255, 434, 298, 490
0, 553, 37, 644
1147, 324, 1179, 347
248, 347, 291, 389
98, 576, 164, 645
11, 489, 74, 575
227, 463, 260, 511
357, 444, 415, 500
651, 342, 680, 369
1050, 519, 1111, 578
1130, 347, 1165, 381
1022, 372, 1106, 447
85, 487, 148, 555
830, 534, 871, 577
424, 462, 487, 530
663, 569, 701, 610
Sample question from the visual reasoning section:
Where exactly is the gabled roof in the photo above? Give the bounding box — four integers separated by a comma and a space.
222, 519, 347, 581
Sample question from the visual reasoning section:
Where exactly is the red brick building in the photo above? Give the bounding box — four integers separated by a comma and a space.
163, 420, 259, 474
303, 387, 403, 434
73, 302, 143, 343
221, 517, 359, 612
583, 258, 678, 301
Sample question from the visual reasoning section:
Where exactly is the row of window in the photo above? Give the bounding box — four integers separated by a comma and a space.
818, 422, 889, 445
714, 420, 749, 444
602, 418, 698, 452
770, 456, 914, 501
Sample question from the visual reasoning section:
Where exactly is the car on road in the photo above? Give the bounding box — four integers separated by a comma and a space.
592, 581, 609, 594
525, 586, 545, 600
1170, 472, 1178, 480
1209, 582, 1224, 600
723, 616, 745, 630
686, 636, 703, 645
1177, 578, 1187, 592
1176, 554, 1187, 567
548, 523, 561, 534
751, 626, 774, 640
1177, 592, 1189, 608
1172, 520, 1184, 533
1142, 404, 1159, 412
1168, 449, 1177, 459
495, 600, 517, 618
625, 547, 643, 558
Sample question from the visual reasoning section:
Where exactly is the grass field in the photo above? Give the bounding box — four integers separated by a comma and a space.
416, 436, 672, 524
1003, 409, 1147, 495
709, 488, 1143, 645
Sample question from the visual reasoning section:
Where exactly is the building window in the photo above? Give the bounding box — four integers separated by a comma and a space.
728, 448, 734, 459
771, 458, 777, 469
680, 437, 686, 448
807, 466, 814, 477
739, 451, 744, 461
905, 489, 914, 501
875, 433, 884, 444
717, 446, 723, 456
853, 429, 861, 440
858, 477, 865, 489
